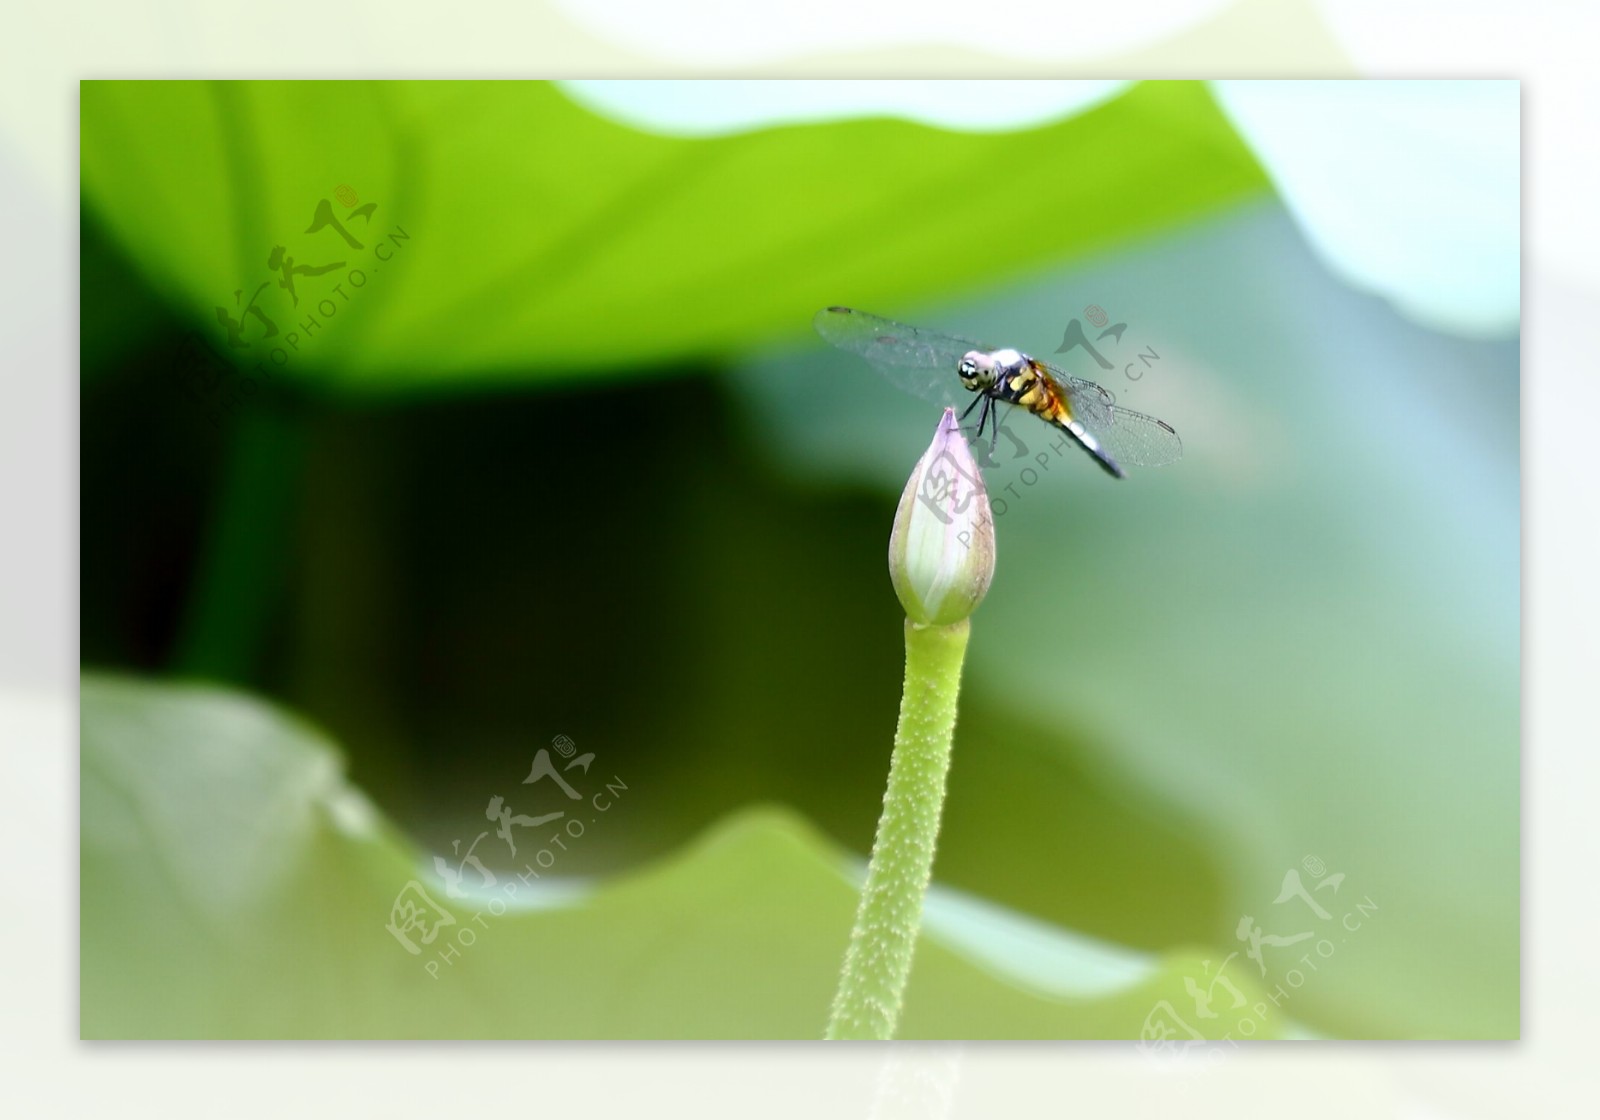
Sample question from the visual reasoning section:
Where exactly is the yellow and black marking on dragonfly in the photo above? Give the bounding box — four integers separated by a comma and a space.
813, 306, 1183, 481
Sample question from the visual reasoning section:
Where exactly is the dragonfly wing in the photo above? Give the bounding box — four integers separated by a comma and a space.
813, 307, 987, 409
1057, 373, 1184, 469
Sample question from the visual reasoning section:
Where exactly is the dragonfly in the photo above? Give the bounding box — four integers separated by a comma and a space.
813, 306, 1182, 479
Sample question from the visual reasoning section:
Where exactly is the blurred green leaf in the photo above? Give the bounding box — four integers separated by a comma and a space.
81, 674, 1283, 1039
79, 80, 1267, 392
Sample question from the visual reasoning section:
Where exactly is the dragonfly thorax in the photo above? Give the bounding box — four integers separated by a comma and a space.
957, 348, 1029, 392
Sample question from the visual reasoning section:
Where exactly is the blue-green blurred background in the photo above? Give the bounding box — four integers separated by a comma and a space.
79, 80, 1518, 1039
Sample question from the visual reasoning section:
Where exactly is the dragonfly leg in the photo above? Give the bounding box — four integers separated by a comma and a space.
971, 396, 988, 440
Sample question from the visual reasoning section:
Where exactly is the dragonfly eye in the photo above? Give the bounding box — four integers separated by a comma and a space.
957, 356, 978, 380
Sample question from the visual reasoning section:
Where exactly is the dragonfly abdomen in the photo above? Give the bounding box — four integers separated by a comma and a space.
998, 365, 1124, 479
1051, 413, 1126, 480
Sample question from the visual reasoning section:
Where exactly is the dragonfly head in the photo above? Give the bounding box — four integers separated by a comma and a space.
958, 348, 1026, 392
958, 351, 997, 391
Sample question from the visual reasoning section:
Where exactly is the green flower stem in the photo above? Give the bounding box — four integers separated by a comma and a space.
826, 616, 971, 1041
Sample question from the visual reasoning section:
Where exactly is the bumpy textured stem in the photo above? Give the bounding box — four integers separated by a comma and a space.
826, 617, 970, 1040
